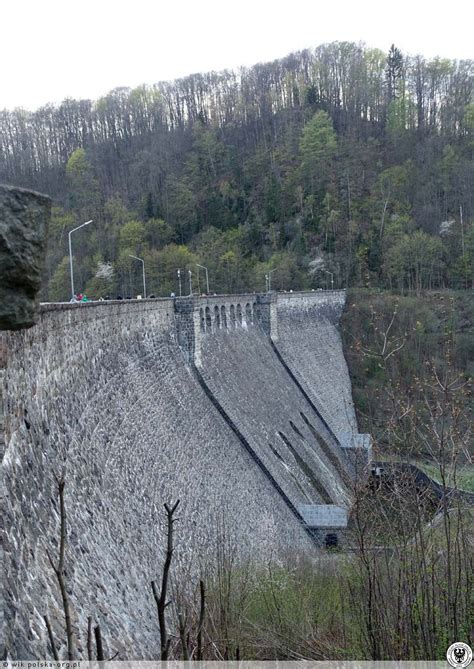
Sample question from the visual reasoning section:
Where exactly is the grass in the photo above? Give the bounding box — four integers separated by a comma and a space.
414, 461, 474, 493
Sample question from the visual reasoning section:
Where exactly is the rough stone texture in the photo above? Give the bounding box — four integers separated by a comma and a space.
1, 291, 366, 659
0, 184, 51, 330
275, 291, 358, 437
2, 299, 313, 659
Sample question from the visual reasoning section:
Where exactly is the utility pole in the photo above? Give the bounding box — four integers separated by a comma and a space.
196, 264, 209, 294
460, 205, 465, 257
188, 269, 193, 295
129, 255, 146, 298
68, 220, 92, 299
268, 267, 280, 292
325, 270, 334, 290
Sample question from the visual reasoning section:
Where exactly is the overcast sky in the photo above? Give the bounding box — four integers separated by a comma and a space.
2, 0, 472, 111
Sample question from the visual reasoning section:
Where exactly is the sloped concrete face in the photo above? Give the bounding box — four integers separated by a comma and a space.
199, 323, 352, 510
2, 300, 313, 659
0, 184, 51, 330
275, 291, 358, 436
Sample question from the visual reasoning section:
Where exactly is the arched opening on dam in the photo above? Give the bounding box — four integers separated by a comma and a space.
230, 304, 236, 328
236, 304, 243, 325
200, 308, 205, 332
221, 305, 227, 329
254, 302, 261, 323
205, 306, 212, 331
214, 305, 221, 329
245, 302, 252, 325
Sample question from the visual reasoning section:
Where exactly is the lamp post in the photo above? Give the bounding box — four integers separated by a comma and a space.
265, 274, 269, 292
68, 219, 92, 299
196, 264, 209, 294
177, 269, 182, 297
325, 270, 334, 290
129, 254, 146, 298
268, 266, 280, 292
188, 269, 193, 295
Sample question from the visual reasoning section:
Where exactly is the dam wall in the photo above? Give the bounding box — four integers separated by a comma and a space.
1, 299, 313, 659
198, 313, 352, 509
1, 291, 367, 659
275, 292, 359, 438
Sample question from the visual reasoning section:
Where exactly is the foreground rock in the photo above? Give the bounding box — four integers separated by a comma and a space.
0, 184, 51, 330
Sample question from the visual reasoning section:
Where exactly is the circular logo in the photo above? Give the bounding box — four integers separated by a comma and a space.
447, 642, 473, 668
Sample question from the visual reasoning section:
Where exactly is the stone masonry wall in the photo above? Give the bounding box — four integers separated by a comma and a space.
1, 290, 363, 659
2, 299, 314, 660
275, 291, 358, 437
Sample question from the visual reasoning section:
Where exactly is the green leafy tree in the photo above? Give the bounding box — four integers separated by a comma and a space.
383, 231, 445, 294
65, 148, 100, 219
104, 196, 133, 227
118, 220, 147, 253
299, 111, 337, 202
151, 244, 198, 296
373, 163, 412, 239
385, 44, 404, 103
165, 177, 198, 243
145, 218, 174, 249
43, 207, 76, 299
48, 257, 71, 302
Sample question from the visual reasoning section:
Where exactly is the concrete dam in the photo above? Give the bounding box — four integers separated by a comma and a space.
1, 289, 370, 658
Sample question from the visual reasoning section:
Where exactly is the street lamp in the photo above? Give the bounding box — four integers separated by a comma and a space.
268, 266, 280, 292
325, 270, 334, 290
177, 269, 182, 297
68, 220, 92, 299
196, 264, 209, 294
188, 269, 193, 295
265, 274, 269, 292
129, 254, 146, 298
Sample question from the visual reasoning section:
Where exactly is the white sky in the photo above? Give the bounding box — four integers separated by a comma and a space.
2, 0, 472, 111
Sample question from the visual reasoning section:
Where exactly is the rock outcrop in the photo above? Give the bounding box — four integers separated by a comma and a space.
0, 184, 51, 330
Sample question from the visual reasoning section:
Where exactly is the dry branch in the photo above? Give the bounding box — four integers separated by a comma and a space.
43, 615, 59, 660
196, 579, 206, 660
47, 476, 75, 660
87, 616, 93, 660
94, 624, 104, 661
151, 499, 180, 660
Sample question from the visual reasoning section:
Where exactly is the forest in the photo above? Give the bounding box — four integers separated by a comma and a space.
0, 42, 472, 299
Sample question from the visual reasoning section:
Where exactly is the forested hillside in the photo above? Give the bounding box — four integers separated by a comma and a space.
1, 42, 472, 299
340, 288, 473, 490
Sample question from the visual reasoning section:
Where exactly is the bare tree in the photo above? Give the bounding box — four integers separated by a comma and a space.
151, 500, 180, 660
46, 476, 75, 660
196, 580, 206, 661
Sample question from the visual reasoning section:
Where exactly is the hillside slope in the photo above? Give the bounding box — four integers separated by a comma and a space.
340, 289, 473, 484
